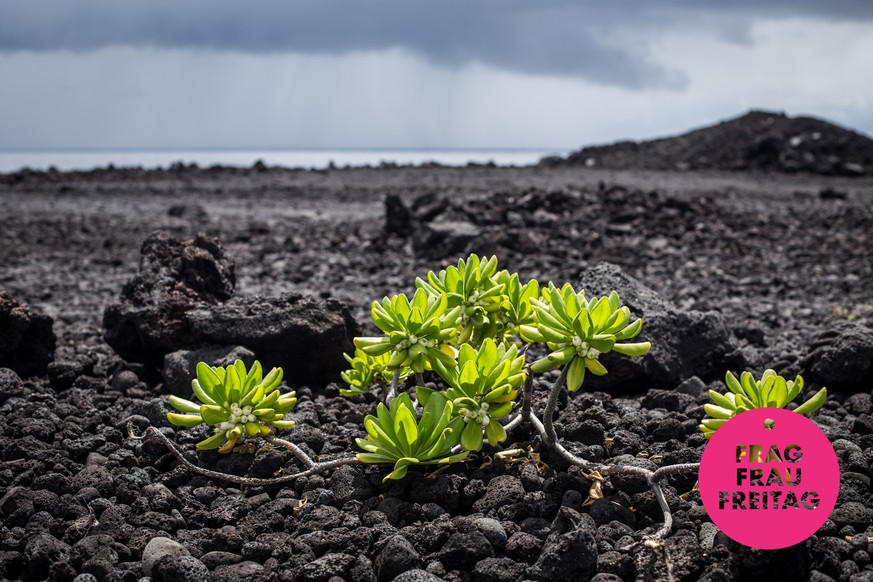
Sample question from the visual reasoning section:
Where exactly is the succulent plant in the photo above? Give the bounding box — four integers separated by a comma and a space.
340, 349, 412, 397
494, 271, 539, 344
700, 370, 827, 438
423, 337, 525, 451
354, 288, 460, 375
355, 391, 469, 481
417, 254, 505, 346
520, 283, 650, 391
167, 360, 297, 453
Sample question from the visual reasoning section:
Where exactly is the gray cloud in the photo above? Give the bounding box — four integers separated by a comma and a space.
0, 2, 675, 89
2, 1, 869, 89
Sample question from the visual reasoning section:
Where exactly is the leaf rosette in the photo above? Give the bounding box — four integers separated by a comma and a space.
416, 254, 505, 346
520, 283, 650, 391
340, 349, 412, 397
423, 337, 525, 452
354, 288, 460, 374
700, 370, 827, 438
355, 391, 469, 481
167, 360, 297, 453
494, 271, 539, 344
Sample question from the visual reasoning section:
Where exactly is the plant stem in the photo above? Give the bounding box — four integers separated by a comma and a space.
530, 414, 592, 469
415, 372, 425, 387
520, 366, 533, 423
265, 436, 316, 468
385, 370, 401, 402
542, 364, 569, 446
134, 425, 359, 486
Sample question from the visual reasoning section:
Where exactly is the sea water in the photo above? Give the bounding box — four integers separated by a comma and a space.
0, 148, 566, 173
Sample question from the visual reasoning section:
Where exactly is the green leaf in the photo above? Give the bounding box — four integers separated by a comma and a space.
191, 379, 217, 406
486, 419, 507, 446
704, 403, 735, 420
169, 395, 202, 414
611, 341, 650, 357
708, 390, 736, 411
394, 403, 419, 453
793, 387, 827, 415
384, 458, 416, 482
167, 412, 203, 427
566, 357, 586, 393
584, 358, 608, 376
196, 432, 228, 450
200, 405, 230, 425
195, 362, 222, 397
613, 318, 642, 340
461, 420, 484, 452
724, 371, 743, 396
771, 376, 788, 407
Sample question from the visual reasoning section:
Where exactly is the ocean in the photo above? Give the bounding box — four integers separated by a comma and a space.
0, 148, 567, 174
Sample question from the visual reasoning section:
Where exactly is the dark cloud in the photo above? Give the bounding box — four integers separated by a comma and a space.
0, 1, 870, 89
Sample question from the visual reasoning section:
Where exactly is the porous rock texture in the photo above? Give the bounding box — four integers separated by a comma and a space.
1, 158, 872, 581
578, 263, 745, 393
103, 230, 358, 386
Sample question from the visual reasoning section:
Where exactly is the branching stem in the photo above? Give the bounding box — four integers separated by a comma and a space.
385, 370, 401, 402
129, 424, 359, 486
542, 364, 569, 446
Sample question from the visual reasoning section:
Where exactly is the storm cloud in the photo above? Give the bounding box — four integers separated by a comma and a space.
1, 0, 870, 90
0, 1, 871, 151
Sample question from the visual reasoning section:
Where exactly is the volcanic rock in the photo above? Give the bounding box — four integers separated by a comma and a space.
578, 263, 743, 392
559, 110, 873, 176
803, 322, 873, 393
385, 194, 413, 236
0, 289, 56, 377
412, 220, 481, 259
104, 231, 358, 385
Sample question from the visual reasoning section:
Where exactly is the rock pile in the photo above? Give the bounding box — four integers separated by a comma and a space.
103, 231, 358, 387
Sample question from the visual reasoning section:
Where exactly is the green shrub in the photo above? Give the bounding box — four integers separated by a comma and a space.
167, 360, 297, 453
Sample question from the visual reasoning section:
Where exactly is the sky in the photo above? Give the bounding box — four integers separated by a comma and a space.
0, 1, 872, 151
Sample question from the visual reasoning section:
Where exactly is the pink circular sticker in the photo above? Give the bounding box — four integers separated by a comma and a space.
699, 408, 840, 549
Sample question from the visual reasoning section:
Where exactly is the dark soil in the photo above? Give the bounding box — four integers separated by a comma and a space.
553, 110, 873, 176
1, 162, 873, 582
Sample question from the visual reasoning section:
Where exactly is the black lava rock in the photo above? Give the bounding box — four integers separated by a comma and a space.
103, 231, 359, 385
803, 322, 873, 392
577, 263, 743, 393
0, 289, 56, 377
374, 535, 421, 582
438, 531, 495, 571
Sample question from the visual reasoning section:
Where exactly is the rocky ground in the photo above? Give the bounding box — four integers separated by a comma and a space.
1, 162, 872, 582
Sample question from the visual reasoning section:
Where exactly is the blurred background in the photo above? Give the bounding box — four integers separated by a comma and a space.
1, 0, 871, 171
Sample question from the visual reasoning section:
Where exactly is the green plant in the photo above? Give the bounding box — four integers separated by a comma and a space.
421, 337, 525, 451
416, 254, 505, 346
355, 391, 469, 481
167, 360, 297, 453
494, 271, 539, 344
354, 288, 460, 374
699, 370, 827, 438
340, 349, 412, 397
520, 283, 651, 392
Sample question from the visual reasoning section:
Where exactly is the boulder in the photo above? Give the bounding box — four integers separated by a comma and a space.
577, 263, 743, 392
185, 294, 358, 386
802, 322, 873, 393
384, 194, 413, 236
0, 289, 56, 377
412, 221, 481, 259
104, 231, 358, 386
